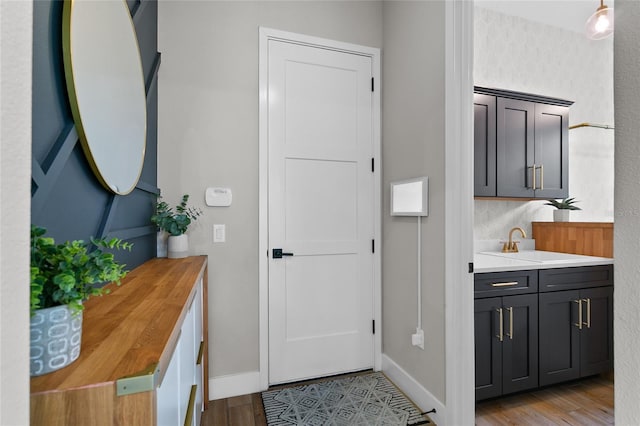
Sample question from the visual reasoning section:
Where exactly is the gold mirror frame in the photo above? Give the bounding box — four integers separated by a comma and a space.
62, 0, 147, 195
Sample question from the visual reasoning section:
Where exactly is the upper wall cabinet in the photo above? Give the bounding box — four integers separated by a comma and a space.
474, 87, 573, 199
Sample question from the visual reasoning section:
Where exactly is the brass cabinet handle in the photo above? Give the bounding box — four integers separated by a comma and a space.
583, 298, 591, 328
197, 341, 204, 365
496, 308, 504, 342
537, 164, 544, 190
184, 384, 198, 426
506, 307, 514, 340
528, 165, 537, 190
574, 299, 583, 329
491, 281, 519, 287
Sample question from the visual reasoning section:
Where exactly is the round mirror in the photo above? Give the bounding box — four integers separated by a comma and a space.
62, 0, 147, 195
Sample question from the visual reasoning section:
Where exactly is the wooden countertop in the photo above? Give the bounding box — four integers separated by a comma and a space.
532, 222, 613, 258
31, 256, 208, 395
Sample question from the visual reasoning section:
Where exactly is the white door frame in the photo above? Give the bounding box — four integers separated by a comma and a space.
444, 1, 475, 424
258, 27, 382, 390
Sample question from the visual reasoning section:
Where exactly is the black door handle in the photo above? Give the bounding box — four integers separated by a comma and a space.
272, 248, 294, 259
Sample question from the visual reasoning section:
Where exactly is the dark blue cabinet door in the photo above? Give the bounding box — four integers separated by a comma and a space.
534, 104, 569, 199
474, 94, 496, 197
496, 98, 535, 198
475, 297, 502, 401
580, 287, 614, 376
502, 293, 538, 395
539, 290, 581, 386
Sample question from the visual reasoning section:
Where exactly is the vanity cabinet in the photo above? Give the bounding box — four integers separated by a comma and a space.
474, 87, 572, 199
474, 265, 613, 401
538, 266, 614, 387
474, 270, 538, 401
30, 256, 209, 426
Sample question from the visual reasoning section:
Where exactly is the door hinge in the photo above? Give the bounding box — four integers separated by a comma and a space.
372, 319, 376, 334
468, 262, 474, 273
372, 239, 375, 253
371, 77, 374, 92
371, 158, 374, 172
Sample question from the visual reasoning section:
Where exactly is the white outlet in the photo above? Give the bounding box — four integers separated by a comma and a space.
213, 224, 226, 243
412, 328, 425, 350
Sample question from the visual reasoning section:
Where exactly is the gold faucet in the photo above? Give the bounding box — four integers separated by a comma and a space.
502, 227, 527, 253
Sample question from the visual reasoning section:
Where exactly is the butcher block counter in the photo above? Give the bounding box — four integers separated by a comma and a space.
30, 256, 209, 426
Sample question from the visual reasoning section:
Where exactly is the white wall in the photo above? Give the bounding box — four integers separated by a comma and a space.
158, 0, 383, 380
614, 1, 640, 423
0, 1, 32, 424
474, 6, 614, 240
382, 0, 446, 403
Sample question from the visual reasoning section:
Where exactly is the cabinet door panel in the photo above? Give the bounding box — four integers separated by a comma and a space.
474, 297, 502, 401
497, 98, 535, 197
474, 94, 496, 197
534, 104, 569, 198
580, 287, 614, 376
539, 290, 581, 386
502, 294, 538, 395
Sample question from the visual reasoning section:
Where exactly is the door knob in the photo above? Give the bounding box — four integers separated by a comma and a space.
272, 248, 294, 259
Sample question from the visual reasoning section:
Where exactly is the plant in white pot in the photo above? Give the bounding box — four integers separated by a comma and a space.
30, 225, 131, 376
545, 197, 581, 222
151, 194, 202, 258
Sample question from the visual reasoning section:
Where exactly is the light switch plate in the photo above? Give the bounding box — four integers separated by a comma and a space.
213, 224, 226, 243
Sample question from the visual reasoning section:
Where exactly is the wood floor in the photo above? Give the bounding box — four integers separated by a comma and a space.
476, 374, 614, 425
201, 374, 613, 426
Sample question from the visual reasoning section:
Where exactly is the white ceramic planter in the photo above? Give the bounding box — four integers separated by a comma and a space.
168, 234, 189, 258
553, 209, 570, 222
30, 304, 82, 376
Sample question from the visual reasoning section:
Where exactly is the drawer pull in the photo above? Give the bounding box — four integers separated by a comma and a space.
490, 281, 519, 287
184, 384, 198, 426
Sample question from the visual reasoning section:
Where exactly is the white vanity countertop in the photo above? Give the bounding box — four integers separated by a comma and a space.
474, 250, 614, 273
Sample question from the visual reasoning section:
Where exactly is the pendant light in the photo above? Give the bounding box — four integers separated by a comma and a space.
586, 0, 614, 40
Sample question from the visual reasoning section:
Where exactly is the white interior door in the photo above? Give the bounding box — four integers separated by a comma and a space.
267, 39, 375, 384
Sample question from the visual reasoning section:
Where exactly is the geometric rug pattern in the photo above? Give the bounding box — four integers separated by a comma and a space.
261, 372, 427, 425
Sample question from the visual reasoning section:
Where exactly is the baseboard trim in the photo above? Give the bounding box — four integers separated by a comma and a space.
209, 371, 264, 400
382, 354, 446, 425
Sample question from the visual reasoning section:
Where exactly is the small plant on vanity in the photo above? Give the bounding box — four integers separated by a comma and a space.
545, 197, 581, 222
151, 194, 202, 236
151, 194, 202, 258
30, 225, 132, 375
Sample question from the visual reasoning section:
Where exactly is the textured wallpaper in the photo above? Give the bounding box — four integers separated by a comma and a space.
474, 6, 614, 240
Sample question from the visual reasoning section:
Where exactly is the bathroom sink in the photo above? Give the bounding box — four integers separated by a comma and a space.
480, 250, 588, 263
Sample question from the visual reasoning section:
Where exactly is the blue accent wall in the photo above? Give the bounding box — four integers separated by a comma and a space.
32, 0, 159, 270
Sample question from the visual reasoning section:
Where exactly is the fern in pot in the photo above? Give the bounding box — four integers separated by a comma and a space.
151, 194, 202, 258
30, 225, 131, 376
545, 197, 581, 222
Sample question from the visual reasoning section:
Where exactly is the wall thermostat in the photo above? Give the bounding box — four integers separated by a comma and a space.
205, 187, 232, 207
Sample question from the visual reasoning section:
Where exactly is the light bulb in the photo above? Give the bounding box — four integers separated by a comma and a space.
595, 14, 610, 33
585, 3, 614, 40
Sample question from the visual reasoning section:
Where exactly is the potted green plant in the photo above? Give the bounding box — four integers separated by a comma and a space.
151, 194, 202, 258
545, 197, 581, 222
30, 225, 131, 376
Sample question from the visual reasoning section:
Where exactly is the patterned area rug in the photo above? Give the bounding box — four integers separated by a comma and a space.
261, 372, 428, 426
